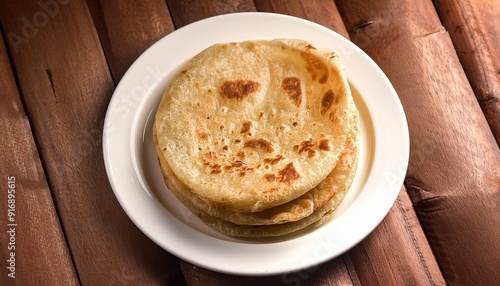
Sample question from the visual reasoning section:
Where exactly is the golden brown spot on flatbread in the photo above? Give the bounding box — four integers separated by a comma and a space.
237, 151, 246, 160
264, 163, 300, 184
201, 152, 221, 174
300, 52, 329, 84
264, 173, 277, 182
263, 155, 284, 165
235, 139, 241, 144
222, 145, 229, 151
224, 160, 243, 171
206, 151, 217, 160
210, 164, 222, 174
219, 80, 260, 100
240, 121, 252, 134
223, 161, 254, 177
263, 187, 279, 194
294, 138, 331, 158
282, 77, 302, 107
321, 89, 335, 115
194, 82, 200, 88
244, 138, 274, 153
197, 130, 209, 140
319, 139, 331, 151
294, 139, 317, 158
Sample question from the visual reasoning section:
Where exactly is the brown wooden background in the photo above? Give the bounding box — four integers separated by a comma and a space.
1, 0, 499, 285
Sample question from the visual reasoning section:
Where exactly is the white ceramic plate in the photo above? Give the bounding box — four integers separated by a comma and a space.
103, 12, 409, 276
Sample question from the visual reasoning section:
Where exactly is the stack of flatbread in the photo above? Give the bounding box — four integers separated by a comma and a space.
153, 39, 360, 237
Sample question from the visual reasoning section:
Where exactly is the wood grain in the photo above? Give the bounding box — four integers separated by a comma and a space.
86, 0, 175, 82
254, 0, 347, 37
166, 0, 256, 28
0, 31, 79, 285
0, 0, 185, 285
181, 257, 354, 286
433, 0, 500, 146
346, 189, 445, 285
336, 0, 500, 284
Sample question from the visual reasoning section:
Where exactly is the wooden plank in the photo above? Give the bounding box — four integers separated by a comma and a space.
0, 31, 79, 285
181, 257, 353, 286
256, 1, 445, 285
433, 0, 500, 145
336, 0, 500, 284
166, 0, 256, 28
253, 0, 347, 38
346, 189, 445, 285
0, 0, 185, 285
86, 0, 175, 81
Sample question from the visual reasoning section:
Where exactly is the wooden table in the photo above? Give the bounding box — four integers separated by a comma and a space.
1, 0, 499, 285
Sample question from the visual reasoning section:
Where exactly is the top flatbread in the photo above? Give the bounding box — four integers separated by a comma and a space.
154, 39, 352, 212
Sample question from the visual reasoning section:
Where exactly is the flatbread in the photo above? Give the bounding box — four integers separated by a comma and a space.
154, 39, 352, 212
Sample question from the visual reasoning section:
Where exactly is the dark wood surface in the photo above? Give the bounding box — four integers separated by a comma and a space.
0, 0, 498, 285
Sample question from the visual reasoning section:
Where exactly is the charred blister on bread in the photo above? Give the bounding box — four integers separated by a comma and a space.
243, 138, 274, 153
282, 77, 303, 107
219, 80, 260, 100
300, 51, 329, 84
263, 162, 301, 184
